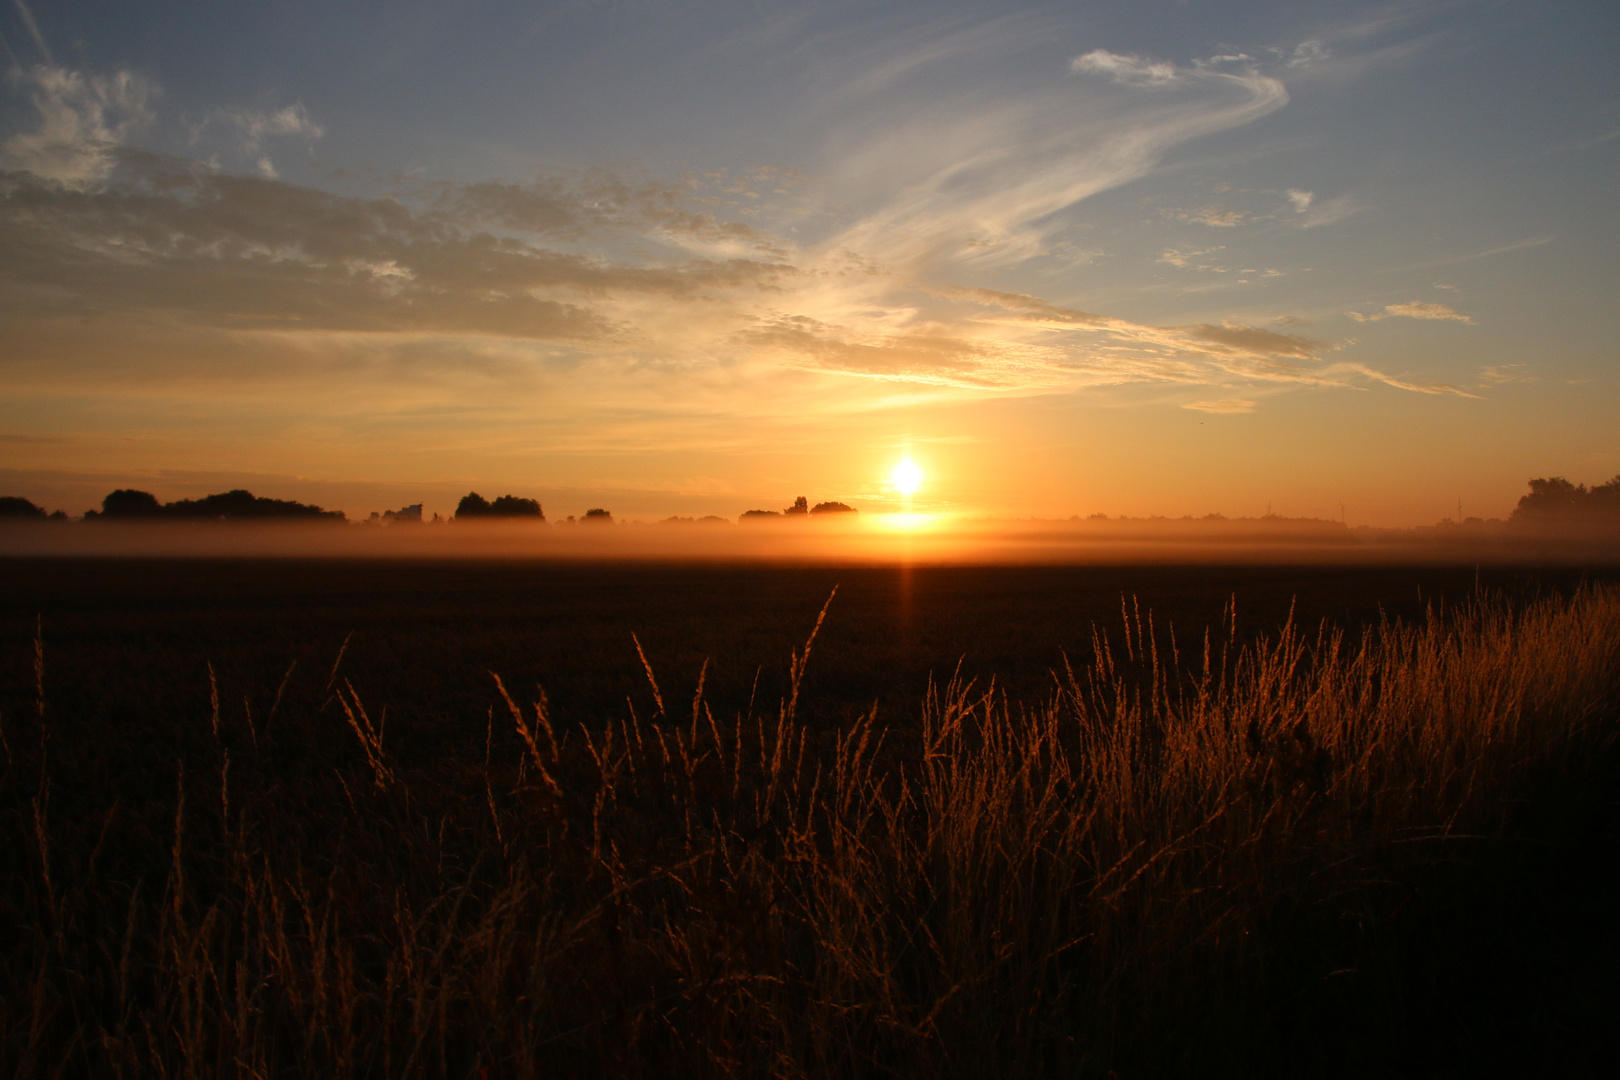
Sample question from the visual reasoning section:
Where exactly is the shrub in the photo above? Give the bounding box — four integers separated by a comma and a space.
459, 493, 546, 520
0, 496, 46, 519
100, 489, 165, 518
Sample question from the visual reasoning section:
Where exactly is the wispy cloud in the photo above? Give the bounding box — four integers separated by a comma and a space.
0, 65, 154, 185
1185, 398, 1256, 414
1071, 49, 1178, 87
1479, 363, 1536, 386
818, 40, 1289, 272
1408, 234, 1556, 269
0, 43, 1483, 445
1167, 205, 1251, 227
1574, 127, 1620, 150
189, 102, 324, 178
1159, 246, 1226, 270
1294, 192, 1358, 228
1350, 366, 1477, 397
9, 0, 52, 64
1349, 301, 1473, 323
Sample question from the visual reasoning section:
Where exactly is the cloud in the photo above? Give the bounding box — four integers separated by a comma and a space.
1184, 398, 1257, 414
0, 65, 155, 185
1408, 234, 1556, 269
1384, 301, 1472, 322
753, 285, 1393, 397
0, 151, 794, 344
0, 49, 1481, 440
1348, 301, 1473, 323
1479, 364, 1536, 386
1574, 127, 1620, 151
1159, 249, 1194, 268
741, 314, 996, 388
1295, 193, 1357, 228
821, 42, 1288, 271
218, 103, 325, 152
1168, 205, 1250, 227
445, 172, 788, 256
0, 143, 1468, 410
1165, 185, 1333, 230
1159, 246, 1225, 269
1286, 40, 1331, 68
189, 101, 324, 177
1071, 50, 1178, 86
1348, 367, 1477, 398
10, 0, 52, 63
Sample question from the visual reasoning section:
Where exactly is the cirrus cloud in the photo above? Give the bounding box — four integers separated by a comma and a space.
1349, 301, 1473, 323
0, 41, 1483, 452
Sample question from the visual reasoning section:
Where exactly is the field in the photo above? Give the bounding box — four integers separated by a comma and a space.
2, 558, 1619, 1076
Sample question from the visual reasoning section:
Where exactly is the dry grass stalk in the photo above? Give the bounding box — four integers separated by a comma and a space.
0, 586, 1616, 1077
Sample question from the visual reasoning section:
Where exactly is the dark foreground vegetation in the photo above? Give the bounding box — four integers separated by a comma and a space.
2, 562, 1618, 1077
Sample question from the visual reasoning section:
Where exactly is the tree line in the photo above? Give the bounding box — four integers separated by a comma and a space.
740, 496, 857, 520
0, 489, 349, 522
21, 476, 1613, 526
0, 489, 561, 524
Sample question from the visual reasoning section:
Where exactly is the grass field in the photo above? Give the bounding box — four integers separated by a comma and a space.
2, 560, 1618, 1076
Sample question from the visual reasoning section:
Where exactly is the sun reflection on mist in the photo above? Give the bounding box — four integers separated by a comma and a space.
875, 511, 941, 533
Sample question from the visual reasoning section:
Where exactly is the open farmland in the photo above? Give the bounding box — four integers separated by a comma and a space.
1, 559, 1618, 1076
4, 559, 1611, 734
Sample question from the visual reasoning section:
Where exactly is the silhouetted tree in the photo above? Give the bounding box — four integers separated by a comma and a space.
490, 495, 543, 519
810, 501, 856, 515
456, 492, 544, 520
1590, 475, 1620, 512
101, 489, 164, 518
0, 496, 46, 519
90, 488, 341, 521
1511, 476, 1620, 523
740, 509, 781, 520
382, 503, 423, 524
785, 496, 808, 515
162, 490, 344, 521
1513, 477, 1584, 519
582, 508, 613, 523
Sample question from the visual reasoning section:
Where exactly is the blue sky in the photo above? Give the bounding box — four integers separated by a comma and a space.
2, 0, 1617, 522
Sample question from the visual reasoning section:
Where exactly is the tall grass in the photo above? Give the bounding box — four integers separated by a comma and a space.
3, 586, 1618, 1077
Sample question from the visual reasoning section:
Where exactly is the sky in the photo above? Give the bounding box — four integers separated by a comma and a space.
1, 0, 1616, 525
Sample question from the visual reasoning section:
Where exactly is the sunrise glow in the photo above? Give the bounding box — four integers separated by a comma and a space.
0, 2, 1612, 527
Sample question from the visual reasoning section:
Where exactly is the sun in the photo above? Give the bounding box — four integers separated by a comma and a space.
890, 458, 922, 497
